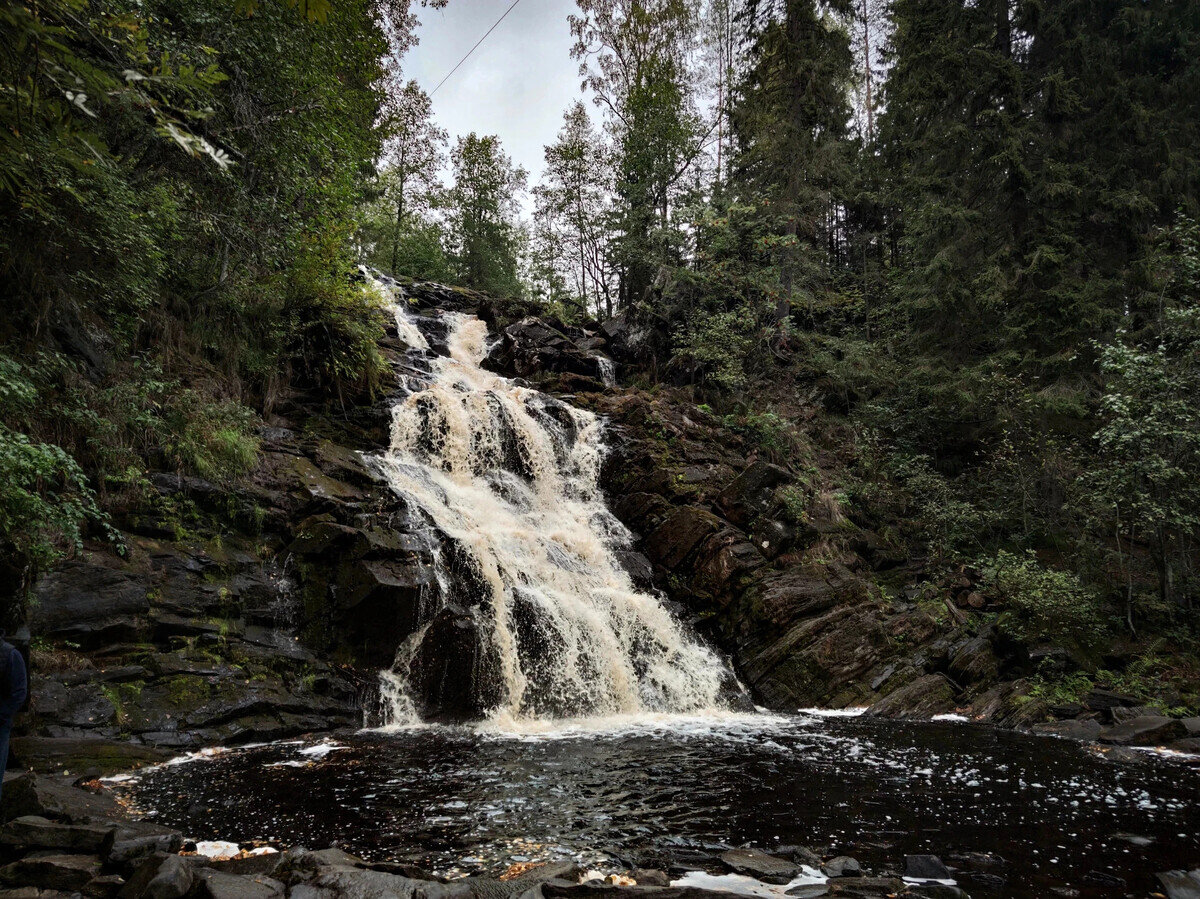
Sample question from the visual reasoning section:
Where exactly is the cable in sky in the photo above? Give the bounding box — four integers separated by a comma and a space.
429, 0, 524, 97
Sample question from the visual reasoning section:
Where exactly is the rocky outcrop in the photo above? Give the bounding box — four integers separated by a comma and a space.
463, 355, 1183, 733
13, 319, 438, 771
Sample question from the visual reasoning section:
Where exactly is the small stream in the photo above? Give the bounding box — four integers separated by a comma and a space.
113, 712, 1199, 898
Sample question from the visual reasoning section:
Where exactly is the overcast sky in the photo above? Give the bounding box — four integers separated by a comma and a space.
404, 0, 584, 195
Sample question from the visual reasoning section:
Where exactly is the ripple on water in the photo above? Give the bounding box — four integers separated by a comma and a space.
110, 713, 1200, 898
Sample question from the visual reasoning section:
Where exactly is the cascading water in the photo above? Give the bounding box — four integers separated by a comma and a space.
369, 274, 735, 726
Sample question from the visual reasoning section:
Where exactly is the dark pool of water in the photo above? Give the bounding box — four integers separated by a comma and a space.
113, 713, 1200, 897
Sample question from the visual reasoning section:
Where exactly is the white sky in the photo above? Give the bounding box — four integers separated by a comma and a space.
404, 0, 584, 195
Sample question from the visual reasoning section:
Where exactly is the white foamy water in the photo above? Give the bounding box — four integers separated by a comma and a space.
372, 277, 733, 727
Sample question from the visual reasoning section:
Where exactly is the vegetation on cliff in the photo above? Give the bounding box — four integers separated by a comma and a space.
368, 0, 1200, 708
2, 0, 1199, 711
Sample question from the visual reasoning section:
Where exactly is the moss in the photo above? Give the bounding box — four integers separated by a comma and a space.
165, 675, 209, 706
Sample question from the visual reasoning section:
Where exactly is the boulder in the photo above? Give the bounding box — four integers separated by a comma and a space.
1110, 705, 1162, 724
104, 823, 185, 869
143, 855, 194, 899
903, 856, 950, 881
867, 675, 958, 719
719, 849, 800, 884
0, 815, 113, 853
716, 462, 793, 528
821, 857, 861, 878
1098, 716, 1187, 746
631, 870, 671, 887
295, 865, 475, 899
1082, 689, 1140, 713
192, 869, 285, 899
0, 774, 123, 824
947, 636, 999, 685
0, 853, 103, 891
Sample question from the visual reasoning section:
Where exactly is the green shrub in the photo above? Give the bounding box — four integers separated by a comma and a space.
979, 549, 1105, 645
674, 306, 756, 391
163, 396, 260, 481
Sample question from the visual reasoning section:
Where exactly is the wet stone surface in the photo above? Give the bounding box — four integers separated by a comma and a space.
111, 714, 1200, 898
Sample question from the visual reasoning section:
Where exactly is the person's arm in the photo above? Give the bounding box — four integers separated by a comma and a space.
0, 649, 26, 719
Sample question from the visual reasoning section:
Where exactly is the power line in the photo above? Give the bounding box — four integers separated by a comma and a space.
429, 0, 523, 97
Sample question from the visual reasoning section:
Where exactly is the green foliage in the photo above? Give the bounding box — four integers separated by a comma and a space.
0, 355, 116, 594
446, 133, 527, 296
284, 232, 388, 399
885, 453, 994, 562
722, 410, 795, 460
0, 423, 110, 583
674, 306, 757, 391
978, 550, 1105, 646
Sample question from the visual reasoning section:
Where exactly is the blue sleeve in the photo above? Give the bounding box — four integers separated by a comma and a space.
0, 649, 26, 719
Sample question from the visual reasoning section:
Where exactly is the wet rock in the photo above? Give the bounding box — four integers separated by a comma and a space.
31, 561, 150, 647
1183, 717, 1200, 736
826, 877, 903, 897
295, 865, 475, 899
1157, 869, 1200, 899
104, 824, 185, 869
0, 773, 123, 824
947, 636, 999, 685
409, 607, 503, 722
0, 815, 112, 853
867, 675, 957, 719
1028, 646, 1077, 675
716, 462, 793, 528
192, 869, 285, 899
719, 848, 800, 884
1031, 719, 1103, 742
294, 848, 367, 869
86, 873, 127, 898
1098, 716, 1186, 746
822, 857, 862, 878
631, 870, 671, 887
9, 737, 171, 777
644, 507, 724, 571
903, 856, 950, 881
0, 853, 103, 891
1109, 705, 1162, 724
143, 855, 194, 899
785, 887, 829, 898
1082, 689, 1140, 713
903, 887, 967, 899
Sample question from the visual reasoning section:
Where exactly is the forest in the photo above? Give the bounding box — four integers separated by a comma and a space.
2, 0, 1200, 711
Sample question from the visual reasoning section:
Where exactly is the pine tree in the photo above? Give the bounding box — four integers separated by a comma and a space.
731, 0, 856, 329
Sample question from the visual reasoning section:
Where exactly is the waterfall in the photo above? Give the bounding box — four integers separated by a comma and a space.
371, 275, 733, 726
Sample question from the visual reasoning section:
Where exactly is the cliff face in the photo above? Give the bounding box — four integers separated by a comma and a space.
16, 281, 1195, 777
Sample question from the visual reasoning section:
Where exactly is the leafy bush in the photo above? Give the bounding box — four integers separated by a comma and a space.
673, 306, 757, 390
723, 410, 796, 459
887, 453, 994, 560
0, 424, 112, 587
979, 549, 1105, 645
284, 233, 388, 400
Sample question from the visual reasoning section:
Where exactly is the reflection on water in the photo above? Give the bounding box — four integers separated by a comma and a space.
114, 714, 1200, 898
